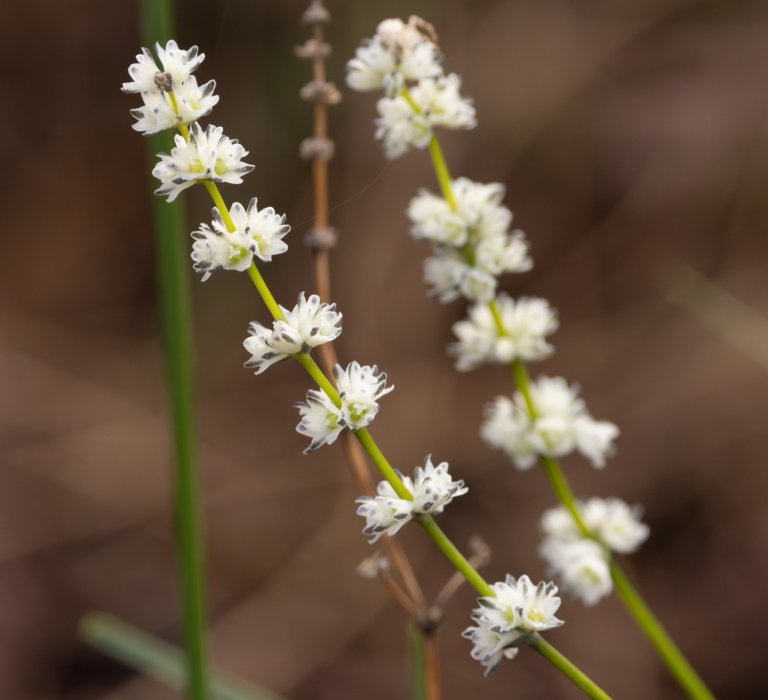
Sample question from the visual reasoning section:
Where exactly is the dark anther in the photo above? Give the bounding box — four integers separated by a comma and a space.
304, 226, 339, 250
299, 80, 342, 105
154, 71, 173, 92
299, 137, 335, 162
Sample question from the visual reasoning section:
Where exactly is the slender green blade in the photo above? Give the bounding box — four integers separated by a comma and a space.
81, 613, 284, 700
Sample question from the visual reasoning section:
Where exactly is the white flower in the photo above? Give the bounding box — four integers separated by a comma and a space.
335, 362, 394, 431
407, 191, 466, 245
538, 499, 648, 605
152, 123, 253, 201
480, 396, 538, 469
124, 41, 218, 135
155, 40, 206, 85
191, 217, 254, 281
190, 200, 289, 280
464, 574, 563, 674
461, 624, 520, 676
480, 377, 619, 469
346, 17, 442, 95
375, 73, 475, 159
539, 538, 613, 606
423, 251, 497, 304
573, 417, 620, 469
450, 294, 558, 371
586, 499, 649, 553
375, 96, 432, 159
123, 41, 206, 94
541, 499, 649, 554
475, 232, 532, 276
479, 575, 564, 634
122, 47, 163, 94
227, 198, 290, 262
356, 456, 466, 543
295, 362, 393, 452
412, 73, 476, 129
355, 494, 413, 543
129, 78, 218, 136
295, 390, 343, 453
243, 293, 343, 374
383, 455, 468, 515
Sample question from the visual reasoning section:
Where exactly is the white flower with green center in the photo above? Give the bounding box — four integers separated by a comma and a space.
190, 220, 254, 281
152, 123, 253, 201
355, 456, 466, 543
450, 294, 558, 371
464, 574, 563, 674
346, 17, 442, 96
295, 363, 393, 453
124, 40, 218, 136
243, 293, 342, 374
225, 198, 290, 262
477, 574, 563, 635
129, 77, 220, 136
295, 390, 344, 453
334, 362, 394, 430
374, 73, 475, 159
539, 538, 612, 606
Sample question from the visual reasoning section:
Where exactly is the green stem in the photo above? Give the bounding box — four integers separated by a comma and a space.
609, 564, 714, 700
247, 263, 285, 321
509, 361, 713, 697
198, 165, 608, 698
142, 3, 209, 698
408, 624, 427, 700
413, 101, 711, 697
427, 138, 457, 210
354, 427, 413, 501
417, 516, 493, 596
528, 635, 612, 700
203, 181, 236, 230
295, 353, 341, 405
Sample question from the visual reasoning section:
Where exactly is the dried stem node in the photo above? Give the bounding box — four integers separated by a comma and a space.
295, 39, 332, 60
304, 226, 339, 250
300, 136, 335, 161
299, 80, 342, 105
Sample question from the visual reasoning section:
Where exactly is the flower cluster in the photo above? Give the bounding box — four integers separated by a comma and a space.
295, 362, 394, 452
539, 498, 649, 605
481, 376, 620, 469
450, 295, 558, 371
346, 16, 442, 96
355, 456, 467, 542
347, 18, 475, 159
123, 40, 219, 135
153, 123, 254, 202
411, 178, 532, 304
244, 293, 342, 374
462, 575, 563, 675
191, 199, 289, 280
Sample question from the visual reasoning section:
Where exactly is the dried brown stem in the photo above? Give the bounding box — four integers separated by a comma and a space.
297, 4, 443, 694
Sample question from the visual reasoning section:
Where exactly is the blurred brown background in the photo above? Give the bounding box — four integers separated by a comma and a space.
2, 0, 768, 697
